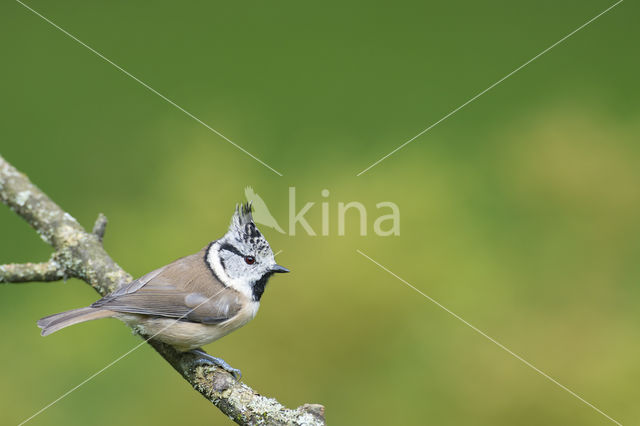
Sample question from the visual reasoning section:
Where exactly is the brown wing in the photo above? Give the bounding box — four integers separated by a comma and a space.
92, 247, 242, 324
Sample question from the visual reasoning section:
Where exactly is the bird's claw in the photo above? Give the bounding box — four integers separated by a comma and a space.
191, 349, 242, 380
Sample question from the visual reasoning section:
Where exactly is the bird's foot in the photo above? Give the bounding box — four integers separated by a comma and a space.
190, 349, 242, 380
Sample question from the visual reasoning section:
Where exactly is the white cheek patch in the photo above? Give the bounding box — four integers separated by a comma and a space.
207, 243, 232, 284
206, 242, 254, 299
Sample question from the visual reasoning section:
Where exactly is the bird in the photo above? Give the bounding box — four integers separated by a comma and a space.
37, 202, 289, 379
244, 186, 285, 234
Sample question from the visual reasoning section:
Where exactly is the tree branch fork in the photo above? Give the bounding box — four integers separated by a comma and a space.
0, 154, 324, 425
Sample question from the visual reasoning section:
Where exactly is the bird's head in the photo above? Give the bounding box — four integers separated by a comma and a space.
207, 202, 288, 301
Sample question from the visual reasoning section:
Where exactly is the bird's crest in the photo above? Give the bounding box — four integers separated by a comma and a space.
230, 202, 255, 231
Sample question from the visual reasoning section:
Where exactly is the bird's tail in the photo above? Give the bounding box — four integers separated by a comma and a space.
37, 307, 115, 336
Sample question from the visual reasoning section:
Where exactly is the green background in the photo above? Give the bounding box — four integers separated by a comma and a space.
1, 1, 638, 425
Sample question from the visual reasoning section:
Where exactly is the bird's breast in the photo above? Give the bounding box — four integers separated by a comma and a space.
220, 301, 260, 330
116, 302, 260, 352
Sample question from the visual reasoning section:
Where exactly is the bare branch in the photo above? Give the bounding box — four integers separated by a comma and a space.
0, 156, 130, 294
0, 154, 324, 425
0, 258, 65, 283
149, 340, 325, 425
92, 213, 108, 242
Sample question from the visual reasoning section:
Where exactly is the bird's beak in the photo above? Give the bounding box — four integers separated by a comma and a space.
271, 264, 290, 273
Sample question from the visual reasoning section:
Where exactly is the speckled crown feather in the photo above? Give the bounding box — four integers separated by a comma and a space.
230, 202, 254, 229
229, 202, 266, 249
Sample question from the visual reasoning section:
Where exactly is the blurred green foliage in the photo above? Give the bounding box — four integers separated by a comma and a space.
1, 0, 638, 425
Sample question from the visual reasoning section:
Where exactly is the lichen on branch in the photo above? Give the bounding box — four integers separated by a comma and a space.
0, 258, 64, 283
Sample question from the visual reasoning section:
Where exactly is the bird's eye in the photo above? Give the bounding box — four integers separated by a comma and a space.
244, 256, 256, 265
